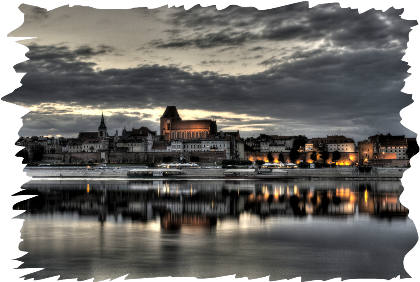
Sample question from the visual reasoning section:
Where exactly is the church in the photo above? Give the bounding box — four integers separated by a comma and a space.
160, 106, 217, 141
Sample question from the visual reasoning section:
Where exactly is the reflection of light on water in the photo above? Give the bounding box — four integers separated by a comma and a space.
87, 184, 90, 193
365, 189, 368, 203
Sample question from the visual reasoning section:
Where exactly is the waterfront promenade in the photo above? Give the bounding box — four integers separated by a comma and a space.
23, 167, 407, 180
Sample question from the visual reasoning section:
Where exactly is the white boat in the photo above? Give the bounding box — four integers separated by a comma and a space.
158, 163, 200, 168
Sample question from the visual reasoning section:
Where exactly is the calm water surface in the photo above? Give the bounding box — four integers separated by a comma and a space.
14, 179, 418, 281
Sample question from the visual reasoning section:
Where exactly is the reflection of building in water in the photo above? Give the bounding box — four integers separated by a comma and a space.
14, 181, 409, 227
161, 213, 217, 230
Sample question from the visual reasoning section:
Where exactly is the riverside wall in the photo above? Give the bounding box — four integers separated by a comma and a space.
42, 151, 226, 164
24, 167, 407, 179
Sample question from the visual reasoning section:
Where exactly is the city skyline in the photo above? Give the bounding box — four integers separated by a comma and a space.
3, 2, 417, 141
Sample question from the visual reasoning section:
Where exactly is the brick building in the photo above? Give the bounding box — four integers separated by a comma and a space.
160, 106, 217, 141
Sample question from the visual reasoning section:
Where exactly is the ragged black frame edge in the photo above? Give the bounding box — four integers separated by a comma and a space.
0, 0, 420, 282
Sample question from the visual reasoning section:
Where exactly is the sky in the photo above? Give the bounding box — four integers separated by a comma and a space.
3, 1, 418, 141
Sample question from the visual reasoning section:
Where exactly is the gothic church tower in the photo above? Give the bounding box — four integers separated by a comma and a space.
98, 112, 108, 138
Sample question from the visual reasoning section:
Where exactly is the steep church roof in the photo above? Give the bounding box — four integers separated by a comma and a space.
161, 106, 181, 120
78, 132, 98, 140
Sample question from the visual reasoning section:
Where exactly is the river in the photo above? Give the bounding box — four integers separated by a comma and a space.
13, 179, 417, 281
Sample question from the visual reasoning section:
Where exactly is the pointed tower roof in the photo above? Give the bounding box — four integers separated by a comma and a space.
161, 106, 182, 120
98, 112, 107, 130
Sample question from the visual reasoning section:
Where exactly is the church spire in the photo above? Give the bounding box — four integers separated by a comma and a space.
98, 111, 107, 138
98, 111, 107, 130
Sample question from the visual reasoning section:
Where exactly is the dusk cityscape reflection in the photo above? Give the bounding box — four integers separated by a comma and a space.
15, 179, 409, 225
14, 179, 416, 281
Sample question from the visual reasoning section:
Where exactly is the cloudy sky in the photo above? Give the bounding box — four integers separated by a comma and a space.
3, 2, 417, 141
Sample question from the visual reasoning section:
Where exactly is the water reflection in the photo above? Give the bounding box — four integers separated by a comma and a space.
14, 179, 409, 230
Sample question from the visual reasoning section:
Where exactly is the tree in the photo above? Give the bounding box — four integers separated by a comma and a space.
267, 152, 274, 163
310, 151, 317, 163
292, 137, 308, 150
332, 150, 341, 162
289, 147, 299, 163
244, 142, 255, 152
321, 151, 329, 163
16, 148, 30, 164
407, 140, 419, 159
260, 134, 270, 140
31, 145, 44, 162
298, 162, 309, 168
256, 160, 265, 166
278, 152, 285, 163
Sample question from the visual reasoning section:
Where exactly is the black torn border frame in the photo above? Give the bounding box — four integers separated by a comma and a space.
0, 0, 420, 282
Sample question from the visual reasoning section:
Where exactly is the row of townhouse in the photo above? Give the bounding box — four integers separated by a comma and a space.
148, 132, 244, 160
246, 135, 306, 153
16, 136, 70, 154
305, 135, 356, 153
18, 131, 242, 161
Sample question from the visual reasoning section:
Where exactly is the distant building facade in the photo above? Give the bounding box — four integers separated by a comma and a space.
305, 135, 355, 152
160, 106, 217, 141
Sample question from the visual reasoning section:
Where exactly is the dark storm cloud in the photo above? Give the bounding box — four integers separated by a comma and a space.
142, 113, 153, 119
207, 116, 243, 122
19, 111, 158, 138
199, 60, 236, 65
162, 29, 183, 36
27, 6, 49, 21
74, 45, 115, 58
259, 48, 335, 66
149, 3, 416, 51
239, 55, 262, 60
150, 29, 255, 49
248, 47, 265, 52
219, 47, 237, 52
3, 40, 414, 140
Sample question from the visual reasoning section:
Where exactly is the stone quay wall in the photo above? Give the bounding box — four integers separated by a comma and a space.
42, 151, 226, 164
24, 167, 406, 179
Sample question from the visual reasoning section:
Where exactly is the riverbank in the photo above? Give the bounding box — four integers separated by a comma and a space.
23, 167, 407, 180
